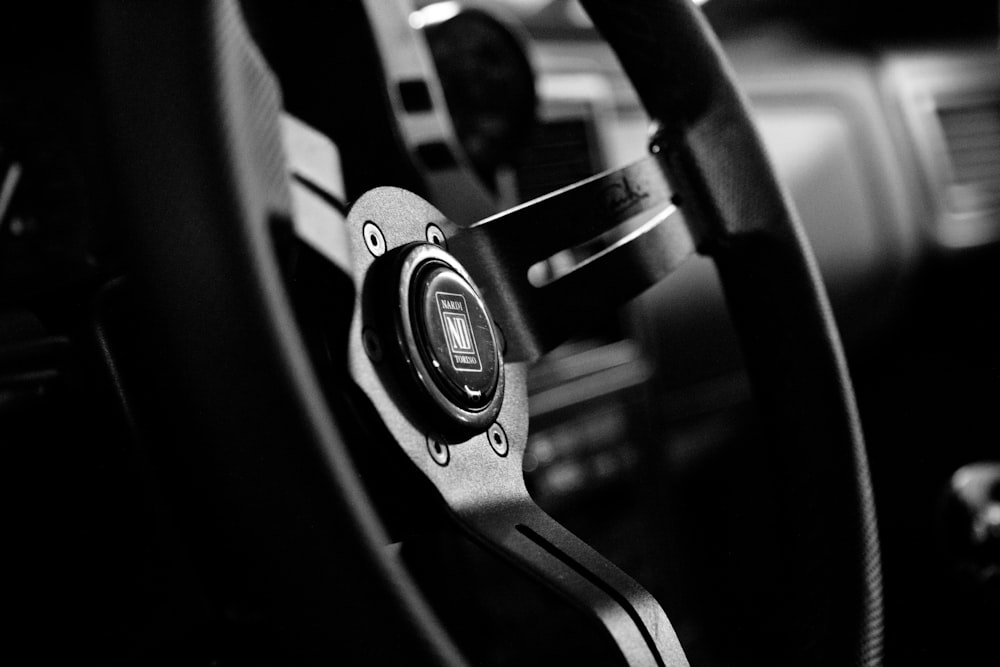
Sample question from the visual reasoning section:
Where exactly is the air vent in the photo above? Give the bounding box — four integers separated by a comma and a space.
937, 99, 1000, 213
885, 50, 1000, 247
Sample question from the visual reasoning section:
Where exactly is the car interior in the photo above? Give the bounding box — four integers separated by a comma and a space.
3, 0, 999, 665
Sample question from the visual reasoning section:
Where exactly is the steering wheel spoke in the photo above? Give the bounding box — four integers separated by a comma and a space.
463, 501, 687, 667
451, 157, 694, 361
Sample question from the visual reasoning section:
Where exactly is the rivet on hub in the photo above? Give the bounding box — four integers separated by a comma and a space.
487, 423, 508, 457
363, 220, 386, 257
425, 223, 446, 247
427, 435, 450, 466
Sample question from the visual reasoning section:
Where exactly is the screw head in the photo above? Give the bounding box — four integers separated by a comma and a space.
425, 223, 446, 247
426, 436, 450, 466
363, 221, 386, 257
487, 423, 508, 457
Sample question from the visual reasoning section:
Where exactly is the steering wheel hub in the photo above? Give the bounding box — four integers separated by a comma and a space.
394, 242, 503, 436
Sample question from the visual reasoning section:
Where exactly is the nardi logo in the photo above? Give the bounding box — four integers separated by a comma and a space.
435, 291, 482, 372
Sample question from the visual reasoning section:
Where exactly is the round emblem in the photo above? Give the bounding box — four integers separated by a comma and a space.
411, 262, 500, 411
391, 243, 505, 437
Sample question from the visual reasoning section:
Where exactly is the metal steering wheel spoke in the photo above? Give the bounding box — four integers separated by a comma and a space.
464, 501, 687, 667
450, 156, 694, 362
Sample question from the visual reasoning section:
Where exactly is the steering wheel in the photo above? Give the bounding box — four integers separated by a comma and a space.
98, 0, 883, 664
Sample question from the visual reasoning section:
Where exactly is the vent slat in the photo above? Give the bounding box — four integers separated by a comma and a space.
954, 167, 1000, 184
944, 135, 1000, 152
948, 150, 1000, 168
937, 100, 1000, 201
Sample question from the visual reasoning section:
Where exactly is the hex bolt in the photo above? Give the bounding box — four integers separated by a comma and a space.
487, 423, 508, 457
362, 327, 383, 362
363, 220, 386, 257
427, 436, 450, 466
425, 223, 446, 248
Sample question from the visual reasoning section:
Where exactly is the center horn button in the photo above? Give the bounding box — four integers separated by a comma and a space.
396, 243, 504, 437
